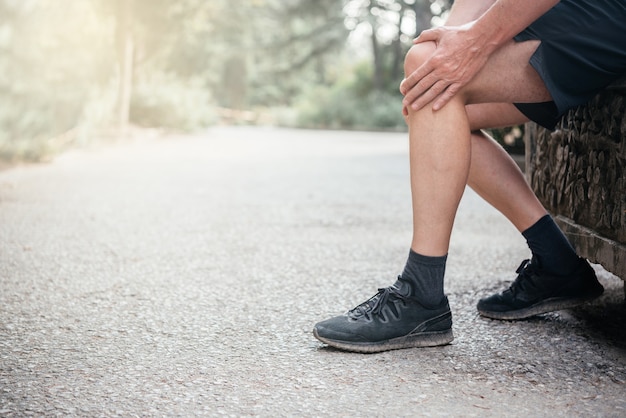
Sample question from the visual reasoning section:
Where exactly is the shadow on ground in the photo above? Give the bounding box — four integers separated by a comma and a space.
572, 286, 626, 349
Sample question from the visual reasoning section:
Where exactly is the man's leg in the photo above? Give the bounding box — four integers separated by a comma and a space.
313, 40, 549, 353
313, 37, 603, 352
465, 107, 582, 277
463, 103, 586, 278
466, 103, 547, 232
403, 39, 551, 258
394, 43, 548, 322
406, 41, 602, 321
407, 50, 471, 257
464, 105, 604, 320
406, 0, 550, 234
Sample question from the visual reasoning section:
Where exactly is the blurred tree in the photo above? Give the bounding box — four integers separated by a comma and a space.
115, 0, 134, 130
293, 0, 453, 131
92, 0, 347, 116
0, 0, 116, 160
0, 0, 462, 161
241, 0, 349, 107
344, 0, 452, 93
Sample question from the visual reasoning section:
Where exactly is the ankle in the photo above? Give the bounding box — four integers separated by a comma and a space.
401, 249, 447, 306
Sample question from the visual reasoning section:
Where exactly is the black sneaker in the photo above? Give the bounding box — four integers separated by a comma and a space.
477, 257, 604, 320
313, 277, 453, 353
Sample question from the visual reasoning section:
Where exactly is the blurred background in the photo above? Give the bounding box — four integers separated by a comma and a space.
0, 0, 523, 164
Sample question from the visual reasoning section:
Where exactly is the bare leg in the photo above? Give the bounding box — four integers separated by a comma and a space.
312, 11, 589, 352
404, 38, 551, 256
403, 0, 548, 234
404, 44, 470, 256
466, 104, 548, 232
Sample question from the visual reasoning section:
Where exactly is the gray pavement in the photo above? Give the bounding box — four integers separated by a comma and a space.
1, 126, 625, 417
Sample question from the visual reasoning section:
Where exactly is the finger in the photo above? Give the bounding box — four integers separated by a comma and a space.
399, 78, 408, 95
432, 84, 460, 111
413, 28, 439, 44
401, 75, 426, 96
411, 80, 450, 111
401, 62, 434, 97
401, 69, 423, 95
402, 71, 438, 107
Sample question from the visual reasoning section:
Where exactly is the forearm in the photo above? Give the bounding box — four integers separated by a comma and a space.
400, 0, 560, 111
445, 0, 497, 26
472, 0, 560, 51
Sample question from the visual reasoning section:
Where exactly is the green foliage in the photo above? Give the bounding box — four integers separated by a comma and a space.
130, 71, 216, 131
0, 0, 241, 162
0, 0, 461, 162
287, 0, 452, 132
488, 125, 526, 154
295, 61, 406, 131
0, 0, 116, 161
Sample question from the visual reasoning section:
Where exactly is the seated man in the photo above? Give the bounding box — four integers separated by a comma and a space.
313, 0, 626, 353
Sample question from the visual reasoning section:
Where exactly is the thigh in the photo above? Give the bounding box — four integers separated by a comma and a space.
466, 0, 626, 109
516, 0, 626, 114
466, 103, 529, 131
462, 39, 553, 106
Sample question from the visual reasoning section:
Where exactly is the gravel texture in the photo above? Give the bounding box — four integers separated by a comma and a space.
1, 126, 624, 417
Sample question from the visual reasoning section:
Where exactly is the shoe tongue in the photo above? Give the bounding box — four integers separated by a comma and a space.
530, 255, 542, 269
391, 277, 412, 297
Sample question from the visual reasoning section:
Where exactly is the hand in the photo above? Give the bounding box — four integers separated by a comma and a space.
400, 22, 494, 112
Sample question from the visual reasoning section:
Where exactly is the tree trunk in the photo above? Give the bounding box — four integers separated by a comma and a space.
116, 0, 134, 134
369, 18, 383, 91
413, 0, 432, 36
391, 6, 405, 82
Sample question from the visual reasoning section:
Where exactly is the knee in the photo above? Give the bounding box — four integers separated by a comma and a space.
403, 42, 436, 77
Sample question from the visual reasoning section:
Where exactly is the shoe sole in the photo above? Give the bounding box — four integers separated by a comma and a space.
478, 293, 602, 321
313, 328, 454, 354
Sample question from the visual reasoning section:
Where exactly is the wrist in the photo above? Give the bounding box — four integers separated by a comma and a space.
464, 20, 501, 55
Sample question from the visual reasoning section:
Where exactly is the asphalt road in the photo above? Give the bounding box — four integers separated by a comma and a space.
1, 126, 625, 417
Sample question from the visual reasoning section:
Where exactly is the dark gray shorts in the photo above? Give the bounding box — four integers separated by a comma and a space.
513, 0, 626, 129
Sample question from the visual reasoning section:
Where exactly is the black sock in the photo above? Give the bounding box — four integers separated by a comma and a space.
522, 214, 579, 275
397, 249, 446, 308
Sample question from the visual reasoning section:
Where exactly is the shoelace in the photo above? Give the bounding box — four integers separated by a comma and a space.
509, 259, 540, 296
348, 276, 412, 320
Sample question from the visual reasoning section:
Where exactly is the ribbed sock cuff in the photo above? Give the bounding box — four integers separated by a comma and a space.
401, 249, 447, 307
408, 249, 447, 267
522, 214, 579, 275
